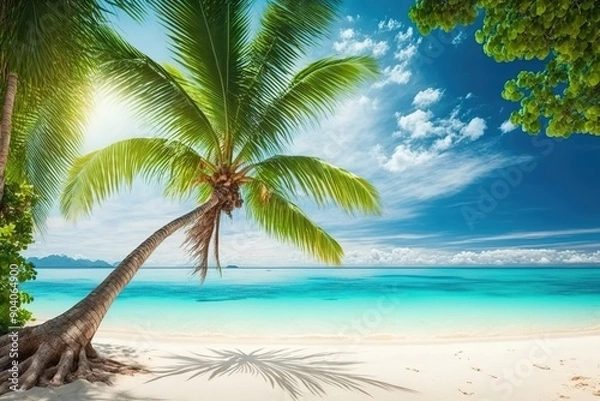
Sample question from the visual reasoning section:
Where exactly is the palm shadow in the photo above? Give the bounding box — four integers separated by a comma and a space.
147, 348, 417, 399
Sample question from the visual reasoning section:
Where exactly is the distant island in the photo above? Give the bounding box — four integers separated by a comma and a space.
28, 255, 113, 268
226, 265, 239, 269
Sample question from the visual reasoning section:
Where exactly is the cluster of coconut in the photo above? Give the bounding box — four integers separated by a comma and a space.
209, 167, 244, 215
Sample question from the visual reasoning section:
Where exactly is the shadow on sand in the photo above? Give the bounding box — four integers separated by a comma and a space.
147, 348, 417, 399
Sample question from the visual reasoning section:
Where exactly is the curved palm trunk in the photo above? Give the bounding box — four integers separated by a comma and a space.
0, 196, 218, 394
0, 71, 18, 204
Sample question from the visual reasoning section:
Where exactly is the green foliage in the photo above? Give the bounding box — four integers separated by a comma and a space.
253, 155, 381, 215
236, 56, 379, 163
0, 182, 37, 334
245, 180, 344, 265
61, 0, 381, 268
0, 0, 148, 224
60, 138, 208, 219
409, 0, 600, 138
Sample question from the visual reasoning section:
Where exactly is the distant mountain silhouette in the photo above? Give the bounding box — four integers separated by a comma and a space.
28, 254, 113, 268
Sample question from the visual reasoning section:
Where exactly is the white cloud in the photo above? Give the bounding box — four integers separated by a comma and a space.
339, 28, 355, 40
346, 14, 360, 23
500, 119, 518, 133
333, 29, 389, 58
452, 31, 467, 45
378, 18, 403, 32
432, 134, 454, 152
370, 27, 420, 89
412, 88, 443, 108
394, 107, 487, 144
371, 43, 418, 88
372, 64, 412, 88
372, 144, 435, 173
395, 27, 414, 43
372, 41, 390, 57
345, 247, 600, 266
396, 109, 435, 138
460, 117, 487, 141
394, 43, 418, 62
372, 99, 502, 206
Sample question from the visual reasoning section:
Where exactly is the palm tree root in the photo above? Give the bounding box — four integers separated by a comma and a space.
0, 325, 146, 395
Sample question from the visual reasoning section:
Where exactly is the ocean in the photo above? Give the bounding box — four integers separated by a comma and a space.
22, 267, 600, 342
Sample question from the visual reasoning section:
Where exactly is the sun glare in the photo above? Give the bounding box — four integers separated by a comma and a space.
83, 88, 141, 153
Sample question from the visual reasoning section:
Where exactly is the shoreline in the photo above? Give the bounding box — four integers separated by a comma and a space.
28, 317, 600, 346
93, 327, 600, 346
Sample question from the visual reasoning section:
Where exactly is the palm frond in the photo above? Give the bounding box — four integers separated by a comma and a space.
23, 77, 94, 225
245, 180, 343, 265
0, 1, 100, 86
6, 67, 94, 226
232, 0, 340, 148
92, 27, 221, 155
161, 63, 209, 115
245, 0, 340, 104
152, 0, 252, 148
252, 155, 381, 215
60, 138, 205, 220
103, 0, 148, 21
235, 56, 378, 162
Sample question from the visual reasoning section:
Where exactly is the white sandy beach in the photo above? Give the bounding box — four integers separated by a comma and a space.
5, 330, 600, 401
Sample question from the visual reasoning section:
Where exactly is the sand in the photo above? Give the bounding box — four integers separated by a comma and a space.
3, 331, 599, 401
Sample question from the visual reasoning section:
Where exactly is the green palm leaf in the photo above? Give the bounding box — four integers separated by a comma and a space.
60, 138, 207, 220
22, 78, 94, 224
245, 180, 343, 265
104, 0, 148, 21
252, 155, 381, 215
232, 0, 340, 143
152, 0, 252, 148
1, 1, 98, 86
245, 0, 340, 104
92, 27, 221, 155
5, 65, 95, 226
236, 56, 378, 162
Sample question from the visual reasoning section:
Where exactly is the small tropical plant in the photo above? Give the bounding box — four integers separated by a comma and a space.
0, 0, 381, 393
0, 182, 37, 334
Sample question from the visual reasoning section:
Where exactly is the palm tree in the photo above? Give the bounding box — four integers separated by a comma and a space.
0, 0, 381, 394
0, 0, 145, 220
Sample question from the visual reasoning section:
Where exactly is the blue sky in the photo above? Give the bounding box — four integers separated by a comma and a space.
27, 0, 600, 266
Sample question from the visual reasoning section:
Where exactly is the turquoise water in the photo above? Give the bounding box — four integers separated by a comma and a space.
23, 268, 600, 341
